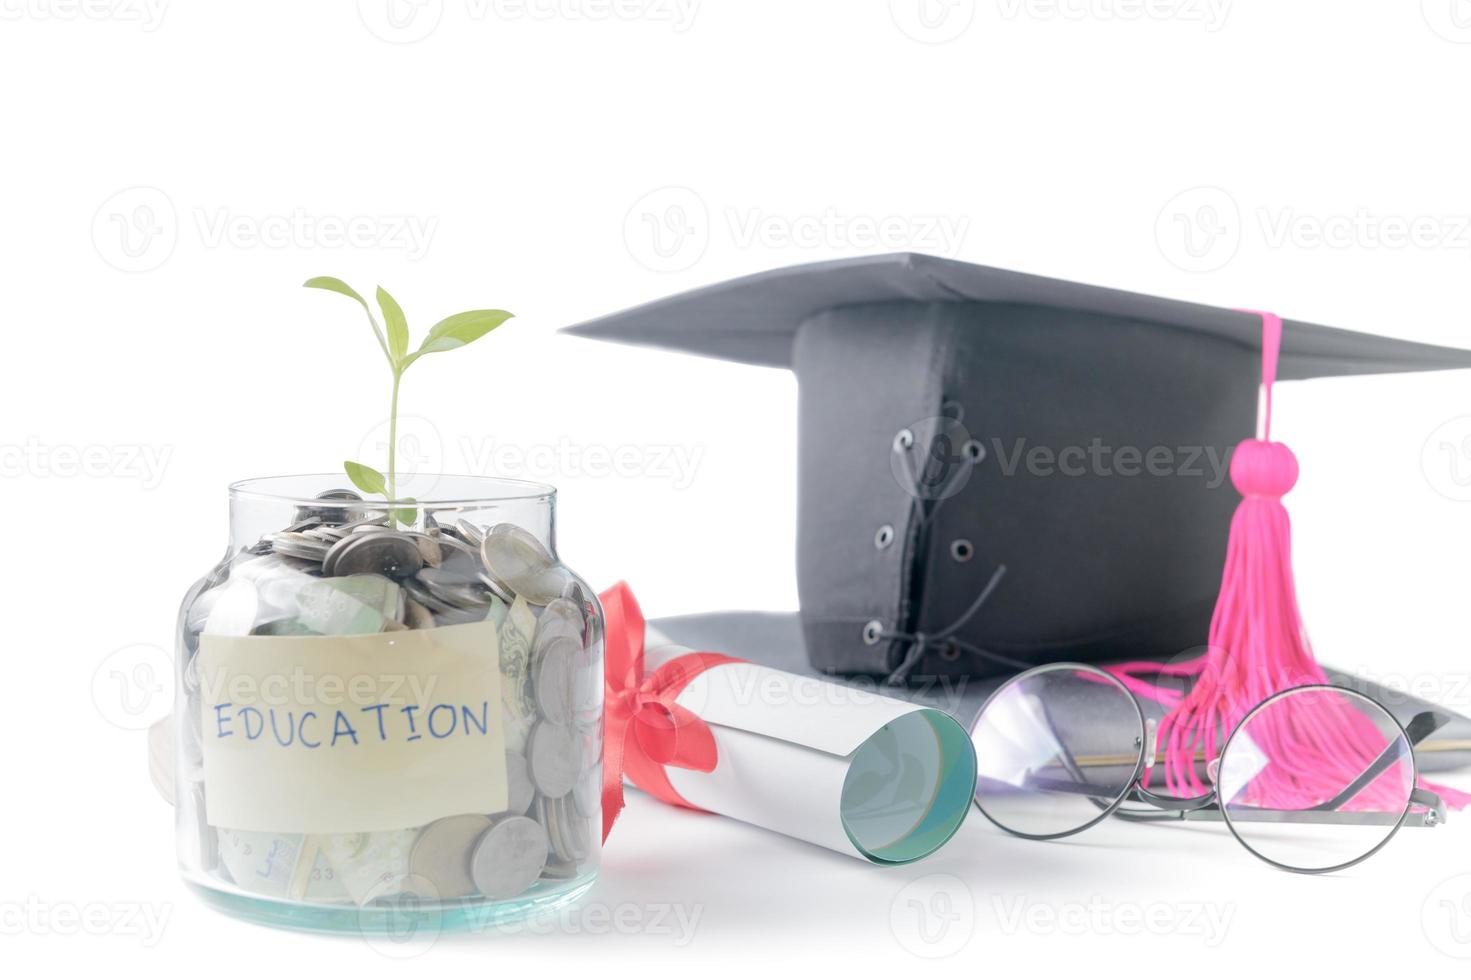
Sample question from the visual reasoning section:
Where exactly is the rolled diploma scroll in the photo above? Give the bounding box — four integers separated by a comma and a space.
641, 629, 977, 864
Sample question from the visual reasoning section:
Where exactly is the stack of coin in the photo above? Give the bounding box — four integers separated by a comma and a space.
182, 488, 604, 906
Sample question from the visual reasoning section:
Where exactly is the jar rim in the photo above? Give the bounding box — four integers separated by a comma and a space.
228, 473, 557, 508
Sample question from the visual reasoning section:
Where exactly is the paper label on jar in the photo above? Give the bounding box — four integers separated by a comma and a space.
198, 620, 506, 834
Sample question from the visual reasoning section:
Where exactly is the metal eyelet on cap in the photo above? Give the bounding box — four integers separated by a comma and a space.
862, 620, 884, 645
962, 440, 985, 463
950, 539, 974, 562
874, 524, 894, 549
892, 429, 914, 452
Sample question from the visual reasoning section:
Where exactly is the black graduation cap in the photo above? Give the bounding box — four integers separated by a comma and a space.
564, 253, 1471, 681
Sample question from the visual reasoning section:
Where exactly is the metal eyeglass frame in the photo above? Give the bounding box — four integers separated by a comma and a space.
969, 662, 1447, 874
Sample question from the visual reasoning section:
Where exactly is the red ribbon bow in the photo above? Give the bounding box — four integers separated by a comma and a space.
598, 582, 739, 843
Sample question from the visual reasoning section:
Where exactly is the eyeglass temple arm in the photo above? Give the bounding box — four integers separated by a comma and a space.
1308, 710, 1444, 813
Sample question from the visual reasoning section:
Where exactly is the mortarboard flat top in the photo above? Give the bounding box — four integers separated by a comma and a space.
563, 251, 1471, 378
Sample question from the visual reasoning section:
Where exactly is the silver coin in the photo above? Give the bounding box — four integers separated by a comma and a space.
417, 565, 493, 610
470, 816, 548, 900
540, 794, 588, 864
409, 814, 492, 899
477, 570, 515, 605
338, 515, 390, 534
454, 519, 486, 548
434, 533, 482, 570
572, 770, 600, 820
571, 645, 602, 721
534, 795, 563, 859
561, 799, 590, 863
480, 524, 565, 605
540, 859, 580, 881
504, 750, 535, 816
406, 532, 443, 568
402, 574, 455, 615
324, 532, 423, 580
403, 597, 436, 630
294, 488, 365, 525
527, 720, 578, 798
269, 531, 330, 563
534, 598, 585, 653
533, 636, 578, 727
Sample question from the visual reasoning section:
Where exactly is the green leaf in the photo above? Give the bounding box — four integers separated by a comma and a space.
377, 286, 409, 365
344, 460, 387, 496
304, 276, 393, 365
303, 276, 365, 303
392, 497, 418, 526
404, 310, 514, 366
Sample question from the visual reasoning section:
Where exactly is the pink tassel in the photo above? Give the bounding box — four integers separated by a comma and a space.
1109, 311, 1470, 811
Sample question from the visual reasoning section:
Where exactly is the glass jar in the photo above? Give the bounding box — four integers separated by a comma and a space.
174, 475, 603, 933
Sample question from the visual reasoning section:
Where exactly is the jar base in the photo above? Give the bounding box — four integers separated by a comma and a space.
184, 873, 598, 935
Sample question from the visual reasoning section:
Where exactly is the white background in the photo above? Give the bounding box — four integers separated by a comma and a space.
4, 0, 1471, 974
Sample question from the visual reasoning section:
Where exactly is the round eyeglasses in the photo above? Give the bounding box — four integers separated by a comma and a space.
967, 662, 1443, 874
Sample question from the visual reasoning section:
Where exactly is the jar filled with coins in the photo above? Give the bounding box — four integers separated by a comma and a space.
174, 475, 603, 932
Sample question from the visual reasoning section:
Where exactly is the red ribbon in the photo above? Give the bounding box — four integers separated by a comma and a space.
598, 582, 740, 843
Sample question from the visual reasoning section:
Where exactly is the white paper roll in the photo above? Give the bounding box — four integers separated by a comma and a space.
642, 631, 976, 863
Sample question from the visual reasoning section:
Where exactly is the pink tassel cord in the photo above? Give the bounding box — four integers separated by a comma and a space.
1107, 311, 1470, 814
